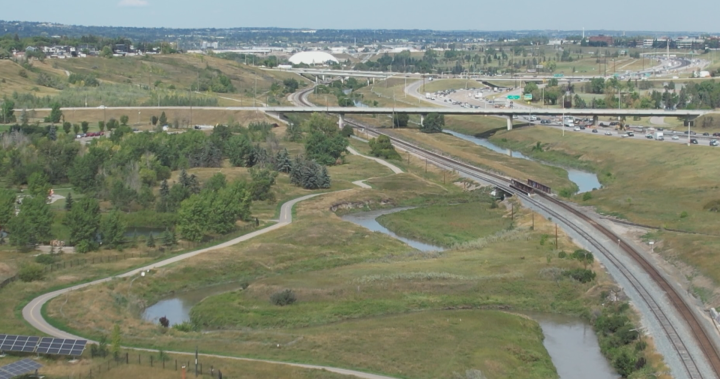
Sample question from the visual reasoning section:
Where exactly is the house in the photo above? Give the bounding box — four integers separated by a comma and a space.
588, 35, 614, 47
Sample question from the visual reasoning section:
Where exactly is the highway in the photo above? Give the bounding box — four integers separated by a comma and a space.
291, 86, 720, 379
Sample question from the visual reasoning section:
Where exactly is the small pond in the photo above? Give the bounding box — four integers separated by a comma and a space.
443, 129, 601, 193
142, 282, 241, 326
341, 207, 444, 252
530, 313, 619, 379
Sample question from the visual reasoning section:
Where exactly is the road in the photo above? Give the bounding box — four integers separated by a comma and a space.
22, 192, 400, 379
406, 80, 719, 147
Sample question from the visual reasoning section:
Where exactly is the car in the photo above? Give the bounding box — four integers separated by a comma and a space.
592, 129, 598, 133
573, 127, 581, 131
605, 131, 613, 136
646, 135, 654, 139
713, 133, 720, 137
579, 126, 586, 130
703, 133, 710, 136
76, 134, 83, 139
672, 135, 679, 140
627, 132, 634, 137
690, 138, 699, 144
657, 137, 664, 141
711, 140, 719, 147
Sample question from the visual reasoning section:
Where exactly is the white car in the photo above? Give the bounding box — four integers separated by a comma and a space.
604, 131, 613, 136
672, 135, 679, 140
573, 127, 581, 131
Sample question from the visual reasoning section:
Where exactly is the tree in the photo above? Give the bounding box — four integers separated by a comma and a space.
73, 123, 80, 135
101, 209, 126, 249
421, 113, 444, 133
177, 195, 209, 242
613, 351, 636, 378
275, 149, 292, 173
369, 135, 400, 159
0, 188, 17, 227
1, 98, 15, 123
66, 197, 101, 253
101, 46, 114, 59
548, 78, 559, 87
151, 115, 158, 125
110, 324, 121, 359
20, 109, 28, 126
285, 122, 303, 142
302, 113, 338, 136
226, 134, 254, 167
304, 132, 349, 166
159, 111, 167, 126
589, 77, 605, 94
27, 172, 50, 197
81, 121, 89, 134
64, 192, 73, 211
393, 113, 409, 127
8, 196, 53, 247
48, 103, 63, 124
523, 82, 538, 95
47, 125, 57, 141
106, 118, 119, 130
62, 121, 72, 134
146, 233, 155, 247
98, 121, 105, 132
119, 115, 129, 126
204, 173, 227, 192
162, 227, 176, 246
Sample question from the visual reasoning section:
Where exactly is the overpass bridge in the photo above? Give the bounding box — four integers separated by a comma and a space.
265, 106, 709, 130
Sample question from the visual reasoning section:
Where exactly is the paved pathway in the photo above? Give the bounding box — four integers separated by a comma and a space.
22, 192, 400, 379
347, 146, 403, 174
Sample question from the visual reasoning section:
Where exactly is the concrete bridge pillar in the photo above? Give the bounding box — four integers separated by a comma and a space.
420, 114, 426, 127
592, 115, 599, 126
338, 114, 345, 130
507, 115, 513, 131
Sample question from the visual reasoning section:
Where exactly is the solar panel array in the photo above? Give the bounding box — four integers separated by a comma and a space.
0, 334, 87, 356
0, 358, 42, 379
37, 337, 87, 356
0, 335, 39, 353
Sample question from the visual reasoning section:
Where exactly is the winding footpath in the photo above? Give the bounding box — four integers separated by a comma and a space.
22, 191, 400, 379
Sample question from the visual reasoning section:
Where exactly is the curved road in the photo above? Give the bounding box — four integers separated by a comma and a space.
22, 192, 400, 379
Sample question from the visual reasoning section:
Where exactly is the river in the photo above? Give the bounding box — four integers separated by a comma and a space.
340, 207, 444, 252
443, 129, 601, 193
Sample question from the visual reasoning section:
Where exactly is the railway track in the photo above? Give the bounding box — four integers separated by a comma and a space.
289, 86, 720, 379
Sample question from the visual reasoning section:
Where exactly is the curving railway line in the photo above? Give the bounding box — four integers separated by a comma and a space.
288, 86, 720, 379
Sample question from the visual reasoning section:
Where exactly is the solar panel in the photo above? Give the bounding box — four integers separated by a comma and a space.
0, 335, 39, 353
36, 337, 87, 356
0, 358, 42, 379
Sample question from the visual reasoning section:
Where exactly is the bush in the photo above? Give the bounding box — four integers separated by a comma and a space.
19, 263, 45, 282
582, 192, 592, 201
340, 124, 354, 137
563, 268, 596, 283
270, 289, 297, 306
369, 135, 400, 160
35, 254, 58, 264
557, 251, 567, 259
680, 211, 689, 219
173, 322, 196, 332
159, 316, 170, 328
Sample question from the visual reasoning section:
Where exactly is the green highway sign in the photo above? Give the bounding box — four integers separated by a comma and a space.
553, 74, 564, 78
523, 94, 533, 100
507, 95, 521, 100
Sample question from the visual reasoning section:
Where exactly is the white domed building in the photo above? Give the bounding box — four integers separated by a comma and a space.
288, 51, 339, 65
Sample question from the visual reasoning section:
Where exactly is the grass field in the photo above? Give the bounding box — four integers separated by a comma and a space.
43, 167, 625, 379
488, 126, 720, 300
422, 79, 484, 93
377, 200, 513, 247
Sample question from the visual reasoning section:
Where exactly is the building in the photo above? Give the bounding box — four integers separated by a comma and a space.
288, 51, 338, 65
675, 37, 704, 49
588, 35, 613, 46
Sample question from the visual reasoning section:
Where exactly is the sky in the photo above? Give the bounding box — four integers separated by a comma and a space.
3, 0, 719, 33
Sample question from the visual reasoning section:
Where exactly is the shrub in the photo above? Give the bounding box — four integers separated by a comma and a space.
369, 135, 400, 160
19, 263, 45, 282
173, 322, 196, 332
563, 268, 596, 283
270, 289, 297, 306
613, 351, 636, 377
557, 251, 567, 259
582, 192, 592, 201
35, 254, 57, 264
635, 340, 647, 352
679, 211, 689, 219
340, 124, 354, 137
159, 316, 170, 328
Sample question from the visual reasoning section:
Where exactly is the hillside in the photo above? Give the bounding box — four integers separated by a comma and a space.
0, 54, 307, 108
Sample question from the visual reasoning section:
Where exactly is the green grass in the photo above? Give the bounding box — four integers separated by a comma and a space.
376, 198, 512, 247
422, 79, 484, 93
490, 125, 720, 285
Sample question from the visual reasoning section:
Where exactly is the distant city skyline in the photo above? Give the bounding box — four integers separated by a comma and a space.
3, 0, 719, 33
